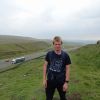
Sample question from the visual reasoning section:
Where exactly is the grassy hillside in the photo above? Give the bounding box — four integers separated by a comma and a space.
0, 35, 83, 59
71, 44, 100, 67
0, 35, 39, 44
69, 44, 100, 100
0, 35, 50, 59
0, 44, 100, 100
0, 58, 45, 100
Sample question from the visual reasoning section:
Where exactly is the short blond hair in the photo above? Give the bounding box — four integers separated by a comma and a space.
53, 36, 63, 44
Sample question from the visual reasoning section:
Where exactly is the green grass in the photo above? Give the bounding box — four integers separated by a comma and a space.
0, 41, 50, 59
0, 57, 61, 100
0, 35, 84, 59
69, 44, 100, 100
0, 35, 51, 59
71, 44, 100, 68
0, 44, 100, 100
0, 58, 45, 100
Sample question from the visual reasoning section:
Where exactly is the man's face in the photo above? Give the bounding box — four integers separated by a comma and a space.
53, 41, 62, 51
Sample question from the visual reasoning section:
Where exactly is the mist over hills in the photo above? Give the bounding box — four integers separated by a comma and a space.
0, 35, 97, 45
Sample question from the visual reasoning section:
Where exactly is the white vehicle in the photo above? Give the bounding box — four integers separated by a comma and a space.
11, 57, 25, 64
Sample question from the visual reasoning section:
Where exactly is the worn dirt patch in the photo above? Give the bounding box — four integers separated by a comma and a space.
67, 92, 82, 100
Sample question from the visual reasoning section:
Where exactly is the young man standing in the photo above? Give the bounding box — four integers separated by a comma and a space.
43, 36, 71, 100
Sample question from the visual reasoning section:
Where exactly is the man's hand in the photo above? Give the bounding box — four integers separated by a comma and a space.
63, 82, 68, 92
43, 61, 48, 88
43, 80, 47, 88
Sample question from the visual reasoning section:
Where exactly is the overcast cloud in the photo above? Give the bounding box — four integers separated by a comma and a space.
0, 0, 100, 40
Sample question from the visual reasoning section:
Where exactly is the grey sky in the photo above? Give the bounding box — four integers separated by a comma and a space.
0, 0, 100, 40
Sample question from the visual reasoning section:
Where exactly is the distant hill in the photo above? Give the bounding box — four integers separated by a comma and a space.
0, 35, 92, 59
0, 35, 50, 59
0, 35, 41, 44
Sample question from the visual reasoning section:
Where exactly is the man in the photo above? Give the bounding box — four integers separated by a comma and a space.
43, 36, 71, 100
